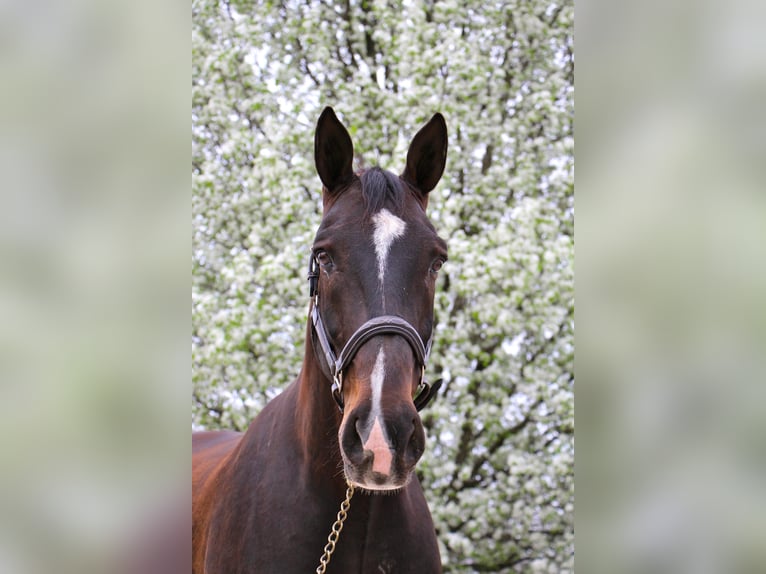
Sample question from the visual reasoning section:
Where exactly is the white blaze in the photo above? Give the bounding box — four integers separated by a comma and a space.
370, 347, 386, 420
371, 208, 406, 287
362, 210, 404, 477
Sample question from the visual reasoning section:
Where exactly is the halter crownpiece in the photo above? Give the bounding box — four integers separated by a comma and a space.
307, 252, 442, 413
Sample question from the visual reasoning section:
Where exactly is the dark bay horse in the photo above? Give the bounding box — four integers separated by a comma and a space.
192, 107, 448, 574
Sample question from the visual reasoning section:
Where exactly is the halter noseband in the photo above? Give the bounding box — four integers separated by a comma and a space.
308, 253, 442, 412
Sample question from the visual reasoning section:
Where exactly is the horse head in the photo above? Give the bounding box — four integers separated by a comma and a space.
311, 107, 448, 492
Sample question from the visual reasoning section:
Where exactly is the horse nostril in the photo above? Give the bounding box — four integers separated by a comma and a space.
341, 415, 365, 465
406, 417, 426, 464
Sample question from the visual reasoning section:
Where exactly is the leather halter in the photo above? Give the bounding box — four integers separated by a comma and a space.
308, 253, 442, 412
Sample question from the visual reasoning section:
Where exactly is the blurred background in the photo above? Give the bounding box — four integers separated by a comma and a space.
192, 1, 573, 572
577, 0, 766, 572
1, 0, 763, 572
0, 0, 189, 572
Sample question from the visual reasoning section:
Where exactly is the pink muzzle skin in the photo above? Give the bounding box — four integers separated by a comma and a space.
362, 417, 393, 476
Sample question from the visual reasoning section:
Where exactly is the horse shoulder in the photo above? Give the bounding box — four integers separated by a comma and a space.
192, 392, 307, 573
192, 430, 242, 574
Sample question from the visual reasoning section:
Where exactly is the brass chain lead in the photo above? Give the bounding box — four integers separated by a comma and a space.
315, 481, 355, 574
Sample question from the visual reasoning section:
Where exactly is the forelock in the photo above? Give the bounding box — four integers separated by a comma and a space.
359, 167, 405, 217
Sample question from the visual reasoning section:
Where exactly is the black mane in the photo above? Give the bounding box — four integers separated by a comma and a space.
359, 167, 405, 216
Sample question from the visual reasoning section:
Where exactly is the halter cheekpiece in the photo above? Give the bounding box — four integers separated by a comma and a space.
307, 253, 441, 412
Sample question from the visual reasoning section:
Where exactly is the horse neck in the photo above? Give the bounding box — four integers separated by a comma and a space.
295, 317, 345, 470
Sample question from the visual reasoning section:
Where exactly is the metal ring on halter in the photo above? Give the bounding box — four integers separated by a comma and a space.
331, 372, 344, 409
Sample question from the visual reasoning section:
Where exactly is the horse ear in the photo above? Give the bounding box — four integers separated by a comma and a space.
402, 113, 448, 198
314, 107, 354, 192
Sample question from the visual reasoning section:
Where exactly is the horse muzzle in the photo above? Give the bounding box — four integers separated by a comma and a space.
339, 403, 426, 491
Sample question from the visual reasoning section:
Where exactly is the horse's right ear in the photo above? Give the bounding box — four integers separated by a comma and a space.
314, 107, 354, 193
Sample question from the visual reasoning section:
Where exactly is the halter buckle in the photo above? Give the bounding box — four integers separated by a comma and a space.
413, 378, 442, 412
307, 252, 320, 299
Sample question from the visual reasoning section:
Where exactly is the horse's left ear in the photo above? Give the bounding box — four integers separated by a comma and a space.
402, 113, 448, 202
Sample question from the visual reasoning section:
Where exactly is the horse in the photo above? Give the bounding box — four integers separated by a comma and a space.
192, 107, 448, 574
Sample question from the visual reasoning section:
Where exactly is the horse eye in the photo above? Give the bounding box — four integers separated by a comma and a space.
315, 250, 332, 267
430, 259, 444, 274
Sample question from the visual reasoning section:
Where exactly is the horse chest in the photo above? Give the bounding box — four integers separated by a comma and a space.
334, 492, 441, 574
